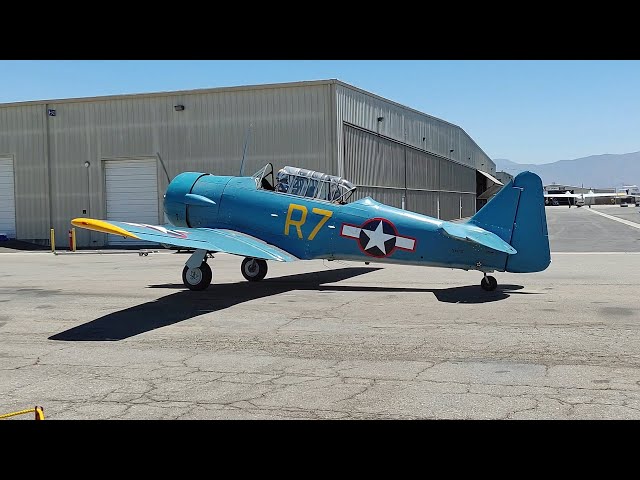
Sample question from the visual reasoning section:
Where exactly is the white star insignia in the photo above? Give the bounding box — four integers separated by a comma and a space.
362, 220, 396, 254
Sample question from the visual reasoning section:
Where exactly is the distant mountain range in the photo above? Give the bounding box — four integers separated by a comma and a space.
493, 152, 640, 188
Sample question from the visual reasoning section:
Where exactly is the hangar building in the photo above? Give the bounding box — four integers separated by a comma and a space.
0, 79, 497, 248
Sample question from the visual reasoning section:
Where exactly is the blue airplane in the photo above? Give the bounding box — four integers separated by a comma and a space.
71, 163, 551, 292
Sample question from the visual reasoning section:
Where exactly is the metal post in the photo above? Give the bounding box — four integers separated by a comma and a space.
84, 160, 91, 248
403, 130, 407, 210
72, 228, 77, 251
459, 196, 462, 218
45, 104, 54, 235
50, 228, 55, 254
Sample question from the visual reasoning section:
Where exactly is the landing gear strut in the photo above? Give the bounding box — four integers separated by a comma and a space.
480, 273, 498, 291
182, 249, 212, 291
241, 257, 268, 282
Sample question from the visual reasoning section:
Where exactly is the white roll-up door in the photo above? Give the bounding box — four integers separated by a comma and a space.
105, 158, 158, 246
0, 157, 16, 239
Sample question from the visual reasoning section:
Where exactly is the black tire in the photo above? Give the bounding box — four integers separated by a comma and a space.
480, 275, 498, 292
241, 257, 268, 282
182, 262, 212, 291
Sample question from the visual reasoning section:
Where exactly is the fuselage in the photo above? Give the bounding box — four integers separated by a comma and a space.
164, 173, 511, 273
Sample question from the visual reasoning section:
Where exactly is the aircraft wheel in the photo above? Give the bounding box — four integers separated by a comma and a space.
182, 262, 212, 291
480, 275, 498, 291
241, 257, 268, 282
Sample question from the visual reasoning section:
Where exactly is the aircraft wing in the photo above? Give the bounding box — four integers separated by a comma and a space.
544, 193, 580, 198
544, 192, 625, 198
584, 192, 627, 198
71, 218, 299, 262
441, 222, 517, 254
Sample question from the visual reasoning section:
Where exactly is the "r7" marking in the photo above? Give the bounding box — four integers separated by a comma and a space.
284, 204, 333, 240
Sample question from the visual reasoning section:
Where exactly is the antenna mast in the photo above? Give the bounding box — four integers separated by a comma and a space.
239, 123, 253, 176
156, 152, 171, 183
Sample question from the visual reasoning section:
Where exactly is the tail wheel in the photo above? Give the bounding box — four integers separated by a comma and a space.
182, 262, 212, 291
480, 275, 498, 291
241, 257, 268, 282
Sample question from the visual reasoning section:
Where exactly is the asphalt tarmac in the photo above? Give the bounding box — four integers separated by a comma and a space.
1, 204, 639, 419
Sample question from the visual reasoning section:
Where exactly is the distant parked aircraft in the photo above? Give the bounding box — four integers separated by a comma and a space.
616, 186, 640, 207
544, 190, 626, 208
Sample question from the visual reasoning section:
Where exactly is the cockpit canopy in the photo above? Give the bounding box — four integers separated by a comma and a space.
252, 163, 356, 204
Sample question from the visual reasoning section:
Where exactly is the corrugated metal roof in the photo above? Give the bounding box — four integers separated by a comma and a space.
0, 79, 341, 108
0, 77, 479, 134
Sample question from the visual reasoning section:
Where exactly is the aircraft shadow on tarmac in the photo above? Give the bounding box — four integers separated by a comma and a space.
49, 268, 530, 342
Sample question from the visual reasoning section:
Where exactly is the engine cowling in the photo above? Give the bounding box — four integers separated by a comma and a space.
163, 172, 232, 228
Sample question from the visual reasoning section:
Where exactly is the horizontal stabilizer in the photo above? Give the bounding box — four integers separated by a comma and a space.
441, 222, 517, 254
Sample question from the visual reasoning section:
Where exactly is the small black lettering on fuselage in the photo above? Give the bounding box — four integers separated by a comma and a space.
451, 248, 464, 254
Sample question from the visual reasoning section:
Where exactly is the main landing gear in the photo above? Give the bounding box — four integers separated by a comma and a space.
480, 273, 498, 292
182, 249, 212, 291
241, 257, 268, 282
181, 249, 269, 290
182, 262, 212, 291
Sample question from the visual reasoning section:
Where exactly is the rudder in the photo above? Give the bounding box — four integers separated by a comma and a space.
469, 171, 550, 273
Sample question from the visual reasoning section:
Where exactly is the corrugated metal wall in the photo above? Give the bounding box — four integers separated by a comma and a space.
335, 82, 495, 175
0, 82, 334, 246
0, 79, 494, 246
344, 125, 406, 188
0, 105, 49, 239
343, 124, 477, 220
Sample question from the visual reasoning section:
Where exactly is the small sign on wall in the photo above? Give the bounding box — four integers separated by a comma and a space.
47, 109, 56, 116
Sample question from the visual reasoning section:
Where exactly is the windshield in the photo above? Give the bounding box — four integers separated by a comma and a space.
252, 163, 275, 191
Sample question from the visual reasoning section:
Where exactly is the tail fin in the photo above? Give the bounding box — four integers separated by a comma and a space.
469, 171, 550, 273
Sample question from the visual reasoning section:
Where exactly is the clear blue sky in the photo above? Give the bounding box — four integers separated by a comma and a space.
1, 60, 638, 165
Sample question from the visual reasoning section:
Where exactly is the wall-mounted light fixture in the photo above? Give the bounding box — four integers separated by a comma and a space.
174, 105, 185, 112
377, 116, 384, 122
84, 161, 90, 168
450, 149, 454, 153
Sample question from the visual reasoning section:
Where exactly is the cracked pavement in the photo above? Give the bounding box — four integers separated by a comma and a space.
1, 205, 640, 419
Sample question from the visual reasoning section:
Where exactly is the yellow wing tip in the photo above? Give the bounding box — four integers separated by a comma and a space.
71, 218, 140, 239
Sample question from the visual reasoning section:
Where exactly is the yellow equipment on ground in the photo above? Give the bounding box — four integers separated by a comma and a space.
0, 406, 45, 420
